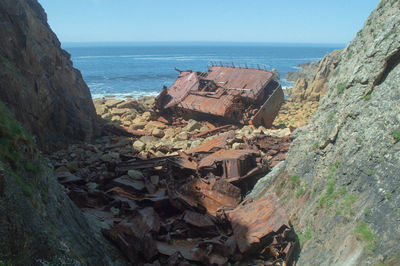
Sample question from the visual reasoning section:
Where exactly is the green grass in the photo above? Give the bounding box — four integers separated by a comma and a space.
337, 187, 347, 196
6, 168, 35, 199
313, 141, 319, 150
385, 191, 392, 200
0, 54, 21, 75
0, 101, 35, 168
355, 221, 378, 253
316, 162, 344, 209
342, 195, 357, 214
296, 186, 305, 198
347, 50, 353, 59
336, 82, 346, 94
392, 129, 400, 143
364, 208, 371, 217
0, 100, 41, 202
367, 169, 373, 176
291, 175, 300, 187
24, 162, 41, 173
363, 92, 372, 100
328, 111, 337, 121
298, 228, 313, 248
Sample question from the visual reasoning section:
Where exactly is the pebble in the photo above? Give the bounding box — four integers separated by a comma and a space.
152, 128, 165, 138
150, 175, 160, 186
133, 140, 146, 151
128, 169, 144, 180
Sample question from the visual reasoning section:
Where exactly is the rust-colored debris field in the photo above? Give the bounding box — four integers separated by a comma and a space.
51, 66, 296, 265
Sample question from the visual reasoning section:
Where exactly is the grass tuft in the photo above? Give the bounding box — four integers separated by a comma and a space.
291, 175, 300, 187
392, 129, 400, 143
355, 221, 378, 253
336, 83, 346, 94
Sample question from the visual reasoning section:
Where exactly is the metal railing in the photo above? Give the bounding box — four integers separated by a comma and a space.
207, 61, 270, 71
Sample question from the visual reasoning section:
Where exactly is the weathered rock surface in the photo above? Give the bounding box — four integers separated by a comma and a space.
0, 0, 99, 152
288, 49, 342, 103
275, 49, 342, 128
249, 1, 400, 265
0, 102, 125, 265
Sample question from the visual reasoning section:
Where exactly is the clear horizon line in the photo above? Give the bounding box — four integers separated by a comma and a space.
61, 40, 346, 47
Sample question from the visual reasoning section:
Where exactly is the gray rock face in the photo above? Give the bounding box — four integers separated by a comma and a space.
0, 0, 98, 152
0, 102, 125, 265
249, 1, 400, 265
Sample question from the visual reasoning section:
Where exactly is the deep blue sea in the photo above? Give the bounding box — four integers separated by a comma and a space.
63, 43, 343, 99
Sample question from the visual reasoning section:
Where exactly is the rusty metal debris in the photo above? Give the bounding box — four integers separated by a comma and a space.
56, 145, 295, 264
226, 194, 291, 255
54, 111, 296, 264
153, 66, 284, 128
198, 149, 266, 183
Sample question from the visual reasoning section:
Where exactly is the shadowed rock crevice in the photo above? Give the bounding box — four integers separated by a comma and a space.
374, 47, 400, 87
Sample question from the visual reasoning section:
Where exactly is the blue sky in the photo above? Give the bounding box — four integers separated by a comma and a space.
38, 0, 379, 44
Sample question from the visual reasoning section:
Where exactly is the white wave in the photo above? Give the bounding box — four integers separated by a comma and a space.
281, 86, 292, 91
91, 91, 160, 100
273, 57, 322, 61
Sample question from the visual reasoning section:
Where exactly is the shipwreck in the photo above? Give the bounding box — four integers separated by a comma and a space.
154, 64, 284, 128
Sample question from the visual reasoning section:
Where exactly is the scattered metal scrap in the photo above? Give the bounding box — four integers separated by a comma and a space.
54, 124, 295, 264
153, 65, 284, 128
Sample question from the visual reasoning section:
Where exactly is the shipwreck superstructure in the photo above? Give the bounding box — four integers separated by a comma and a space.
154, 65, 284, 128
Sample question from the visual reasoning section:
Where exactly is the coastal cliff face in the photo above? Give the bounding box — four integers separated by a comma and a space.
0, 0, 98, 152
249, 1, 400, 265
287, 49, 342, 103
275, 50, 342, 128
0, 102, 125, 265
0, 0, 126, 264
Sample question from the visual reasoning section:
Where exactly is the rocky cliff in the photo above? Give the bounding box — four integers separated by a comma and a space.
0, 0, 98, 152
287, 49, 342, 103
275, 50, 342, 128
250, 0, 400, 265
0, 101, 125, 265
0, 0, 126, 264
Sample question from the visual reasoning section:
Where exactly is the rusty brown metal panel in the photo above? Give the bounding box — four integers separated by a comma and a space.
163, 71, 199, 108
250, 84, 284, 128
226, 193, 290, 254
178, 93, 233, 116
206, 66, 273, 100
186, 178, 242, 216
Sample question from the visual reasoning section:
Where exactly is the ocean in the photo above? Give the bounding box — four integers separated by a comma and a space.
63, 43, 343, 99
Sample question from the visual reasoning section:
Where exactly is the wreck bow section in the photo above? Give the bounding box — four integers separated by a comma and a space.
154, 66, 284, 128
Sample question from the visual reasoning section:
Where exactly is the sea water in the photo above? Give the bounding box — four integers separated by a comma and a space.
63, 42, 343, 99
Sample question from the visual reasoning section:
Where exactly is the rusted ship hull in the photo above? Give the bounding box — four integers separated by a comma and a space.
154, 65, 284, 128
